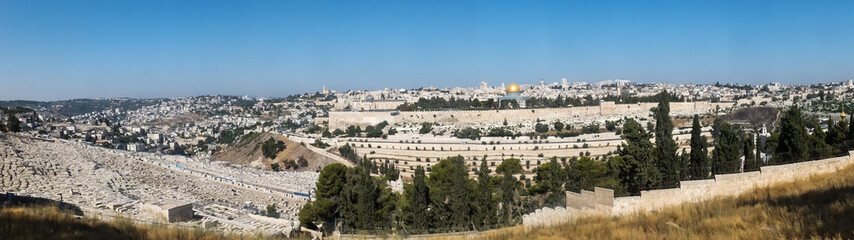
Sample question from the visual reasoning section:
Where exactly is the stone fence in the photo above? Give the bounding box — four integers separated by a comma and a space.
523, 151, 854, 228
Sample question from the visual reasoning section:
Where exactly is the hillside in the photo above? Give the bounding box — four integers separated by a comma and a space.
0, 204, 286, 240
718, 106, 779, 129
212, 132, 335, 172
442, 160, 854, 240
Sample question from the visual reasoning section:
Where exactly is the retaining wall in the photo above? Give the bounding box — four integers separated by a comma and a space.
327, 101, 734, 129
523, 152, 854, 228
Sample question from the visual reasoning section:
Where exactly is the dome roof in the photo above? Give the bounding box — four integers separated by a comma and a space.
506, 83, 521, 93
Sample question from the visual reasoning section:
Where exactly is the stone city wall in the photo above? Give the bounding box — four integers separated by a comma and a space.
328, 101, 734, 130
522, 152, 854, 228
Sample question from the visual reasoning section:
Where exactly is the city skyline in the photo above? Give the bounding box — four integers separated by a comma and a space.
2, 0, 854, 100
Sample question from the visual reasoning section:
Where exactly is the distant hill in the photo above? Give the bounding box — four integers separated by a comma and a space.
212, 132, 334, 172
0, 99, 160, 118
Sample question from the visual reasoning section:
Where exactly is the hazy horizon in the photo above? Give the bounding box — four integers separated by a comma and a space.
2, 0, 854, 101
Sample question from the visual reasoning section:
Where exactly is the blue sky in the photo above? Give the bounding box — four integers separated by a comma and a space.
1, 0, 853, 100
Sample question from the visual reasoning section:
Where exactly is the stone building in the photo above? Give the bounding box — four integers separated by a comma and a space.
142, 200, 194, 223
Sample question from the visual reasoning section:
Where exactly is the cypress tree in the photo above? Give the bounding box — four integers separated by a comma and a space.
712, 122, 742, 174
474, 159, 496, 229
743, 133, 758, 171
849, 115, 854, 142
776, 105, 810, 162
688, 115, 710, 180
410, 166, 430, 231
448, 157, 471, 229
679, 149, 690, 181
500, 168, 518, 224
653, 90, 679, 188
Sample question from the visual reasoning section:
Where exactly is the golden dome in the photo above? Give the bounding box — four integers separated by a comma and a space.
506, 83, 521, 93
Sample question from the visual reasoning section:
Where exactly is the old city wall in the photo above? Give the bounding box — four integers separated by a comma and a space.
523, 152, 854, 228
328, 101, 731, 130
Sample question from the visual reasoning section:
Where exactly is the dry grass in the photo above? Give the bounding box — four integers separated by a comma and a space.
438, 163, 854, 240
0, 205, 283, 240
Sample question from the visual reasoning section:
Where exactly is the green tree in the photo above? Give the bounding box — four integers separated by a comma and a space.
427, 156, 473, 229
712, 122, 741, 174
653, 90, 679, 188
404, 166, 430, 231
808, 119, 832, 159
531, 158, 566, 207
6, 115, 21, 133
615, 118, 659, 195
496, 158, 523, 175
419, 122, 433, 134
339, 166, 381, 229
298, 163, 348, 229
338, 143, 359, 163
473, 159, 496, 229
553, 121, 564, 132
500, 166, 519, 224
688, 115, 710, 179
743, 133, 758, 171
535, 123, 549, 133
261, 138, 286, 159
775, 105, 810, 162
264, 204, 280, 218
849, 115, 854, 142
826, 119, 849, 153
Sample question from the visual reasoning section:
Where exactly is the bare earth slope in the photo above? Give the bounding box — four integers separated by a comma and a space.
212, 132, 334, 172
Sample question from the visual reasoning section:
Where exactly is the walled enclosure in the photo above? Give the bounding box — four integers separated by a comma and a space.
522, 152, 854, 228
325, 101, 734, 130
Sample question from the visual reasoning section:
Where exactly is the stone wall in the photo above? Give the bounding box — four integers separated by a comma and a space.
328, 101, 734, 130
522, 152, 854, 228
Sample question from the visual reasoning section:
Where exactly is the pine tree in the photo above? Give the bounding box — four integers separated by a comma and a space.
351, 166, 381, 229
616, 118, 659, 194
427, 156, 472, 229
712, 122, 742, 174
653, 90, 679, 188
6, 115, 21, 133
532, 157, 566, 206
776, 105, 810, 162
689, 115, 710, 179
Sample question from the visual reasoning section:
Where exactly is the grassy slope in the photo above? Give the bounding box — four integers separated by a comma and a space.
448, 162, 854, 240
0, 205, 286, 240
